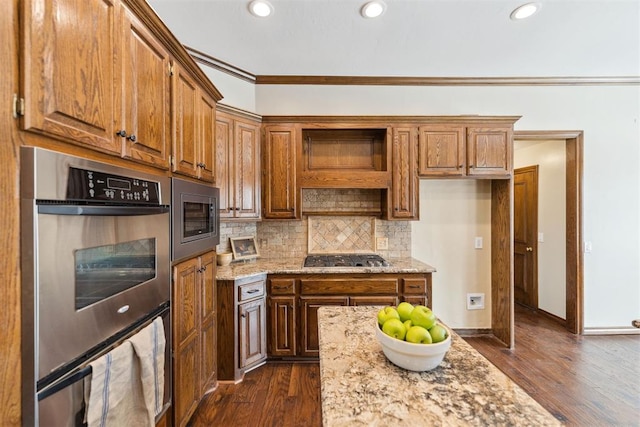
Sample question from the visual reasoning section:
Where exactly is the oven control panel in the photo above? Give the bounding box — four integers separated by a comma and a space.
66, 167, 161, 204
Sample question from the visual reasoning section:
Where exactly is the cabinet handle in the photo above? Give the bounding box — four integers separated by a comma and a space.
273, 285, 287, 290
408, 285, 420, 289
127, 134, 137, 143
116, 130, 127, 138
247, 289, 260, 294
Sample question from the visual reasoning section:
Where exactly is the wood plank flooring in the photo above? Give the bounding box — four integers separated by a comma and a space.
188, 306, 640, 426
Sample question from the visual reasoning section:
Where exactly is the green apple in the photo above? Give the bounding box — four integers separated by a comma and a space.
403, 319, 413, 331
396, 302, 415, 322
382, 318, 407, 340
428, 324, 448, 343
377, 306, 400, 326
410, 305, 437, 330
405, 325, 432, 344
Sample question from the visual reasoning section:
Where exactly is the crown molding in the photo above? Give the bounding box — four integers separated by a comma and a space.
255, 75, 640, 86
185, 46, 640, 87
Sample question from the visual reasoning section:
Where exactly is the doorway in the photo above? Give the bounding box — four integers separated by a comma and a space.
513, 131, 583, 334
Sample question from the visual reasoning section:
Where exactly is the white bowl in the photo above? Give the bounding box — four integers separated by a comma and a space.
375, 321, 452, 372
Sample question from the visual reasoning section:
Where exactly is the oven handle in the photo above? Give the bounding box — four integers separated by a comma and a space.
37, 205, 170, 216
37, 365, 92, 402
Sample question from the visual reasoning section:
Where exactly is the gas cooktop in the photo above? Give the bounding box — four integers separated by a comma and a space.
304, 254, 390, 268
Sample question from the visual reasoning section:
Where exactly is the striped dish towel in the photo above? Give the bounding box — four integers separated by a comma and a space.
128, 317, 166, 424
85, 341, 150, 427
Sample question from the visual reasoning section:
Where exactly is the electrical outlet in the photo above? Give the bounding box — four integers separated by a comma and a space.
467, 293, 485, 310
584, 241, 592, 253
376, 237, 388, 250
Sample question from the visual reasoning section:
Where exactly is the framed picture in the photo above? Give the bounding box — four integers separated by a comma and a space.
230, 236, 260, 260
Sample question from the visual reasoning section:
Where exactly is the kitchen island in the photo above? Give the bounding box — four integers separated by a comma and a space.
317, 306, 561, 426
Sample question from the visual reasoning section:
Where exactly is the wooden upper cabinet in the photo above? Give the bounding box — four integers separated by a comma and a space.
466, 126, 512, 177
388, 127, 419, 219
172, 63, 216, 182
120, 5, 170, 169
418, 125, 466, 176
418, 125, 512, 178
262, 125, 299, 219
21, 0, 119, 153
215, 110, 261, 219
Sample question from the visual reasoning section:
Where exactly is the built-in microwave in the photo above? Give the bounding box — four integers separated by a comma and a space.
171, 178, 220, 261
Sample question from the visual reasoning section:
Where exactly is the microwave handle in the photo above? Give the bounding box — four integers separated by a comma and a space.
37, 205, 170, 216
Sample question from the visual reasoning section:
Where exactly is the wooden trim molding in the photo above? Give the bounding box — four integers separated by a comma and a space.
255, 75, 640, 86
217, 103, 262, 122
262, 115, 522, 125
185, 48, 639, 88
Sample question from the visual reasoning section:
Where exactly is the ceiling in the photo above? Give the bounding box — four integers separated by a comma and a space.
147, 0, 640, 78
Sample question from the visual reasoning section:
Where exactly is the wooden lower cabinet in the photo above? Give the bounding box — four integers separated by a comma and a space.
172, 251, 217, 427
267, 273, 432, 359
217, 273, 268, 382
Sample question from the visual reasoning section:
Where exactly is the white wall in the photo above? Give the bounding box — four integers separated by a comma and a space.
514, 140, 567, 319
222, 83, 639, 331
199, 66, 256, 112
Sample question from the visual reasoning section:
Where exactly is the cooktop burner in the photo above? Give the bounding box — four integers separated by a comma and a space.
304, 254, 390, 268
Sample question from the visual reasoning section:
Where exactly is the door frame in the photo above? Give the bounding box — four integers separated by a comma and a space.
514, 130, 584, 334
514, 165, 539, 310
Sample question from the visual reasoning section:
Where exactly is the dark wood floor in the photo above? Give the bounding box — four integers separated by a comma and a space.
189, 306, 640, 426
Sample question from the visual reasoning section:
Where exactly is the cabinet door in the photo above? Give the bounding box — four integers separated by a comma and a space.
198, 93, 216, 183
172, 258, 200, 427
172, 65, 199, 178
22, 0, 119, 153
268, 296, 297, 357
120, 5, 170, 169
418, 126, 466, 176
390, 127, 419, 219
239, 299, 267, 368
215, 113, 235, 218
199, 252, 217, 394
466, 126, 512, 177
263, 126, 298, 219
299, 296, 348, 357
234, 120, 261, 218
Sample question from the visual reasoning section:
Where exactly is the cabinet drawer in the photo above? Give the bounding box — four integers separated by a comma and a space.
300, 279, 398, 295
239, 280, 265, 302
402, 278, 427, 294
268, 278, 296, 295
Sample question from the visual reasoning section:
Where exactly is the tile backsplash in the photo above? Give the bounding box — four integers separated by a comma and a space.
216, 186, 411, 259
218, 216, 411, 259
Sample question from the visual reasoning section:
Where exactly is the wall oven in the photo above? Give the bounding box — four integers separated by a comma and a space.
21, 147, 172, 426
171, 177, 220, 262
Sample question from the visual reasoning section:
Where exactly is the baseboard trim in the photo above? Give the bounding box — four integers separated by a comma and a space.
452, 328, 493, 337
537, 308, 567, 326
583, 327, 640, 335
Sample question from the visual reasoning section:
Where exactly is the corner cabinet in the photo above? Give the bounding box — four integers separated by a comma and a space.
217, 273, 267, 382
171, 62, 216, 182
418, 125, 513, 178
267, 273, 432, 359
172, 251, 217, 427
215, 108, 261, 219
262, 125, 299, 219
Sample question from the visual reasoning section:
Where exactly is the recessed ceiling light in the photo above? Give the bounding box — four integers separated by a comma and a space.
510, 2, 540, 20
361, 1, 386, 19
248, 0, 273, 18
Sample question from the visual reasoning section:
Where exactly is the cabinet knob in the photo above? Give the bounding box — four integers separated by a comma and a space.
127, 134, 136, 142
526, 247, 533, 252
116, 129, 127, 138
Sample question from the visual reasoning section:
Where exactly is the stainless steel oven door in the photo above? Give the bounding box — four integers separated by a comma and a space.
34, 207, 170, 381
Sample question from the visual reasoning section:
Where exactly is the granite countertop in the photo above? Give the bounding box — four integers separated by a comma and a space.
215, 255, 436, 280
317, 306, 562, 427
